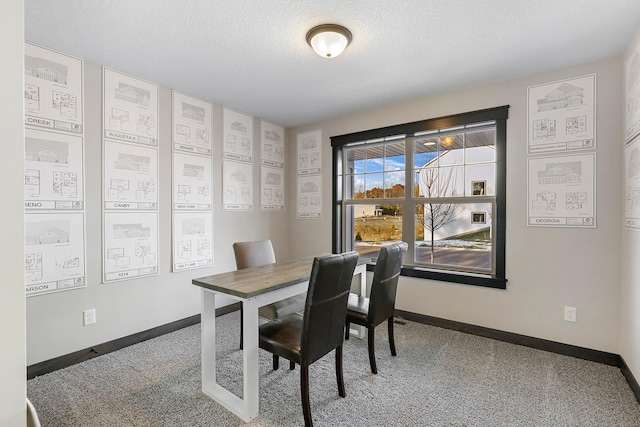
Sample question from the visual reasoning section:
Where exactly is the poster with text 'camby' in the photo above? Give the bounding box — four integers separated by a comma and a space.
625, 38, 640, 143
25, 128, 84, 211
25, 212, 86, 297
103, 211, 159, 282
103, 140, 158, 210
25, 42, 84, 134
172, 91, 213, 156
527, 74, 596, 154
172, 212, 213, 272
103, 67, 158, 146
223, 108, 253, 163
527, 153, 596, 228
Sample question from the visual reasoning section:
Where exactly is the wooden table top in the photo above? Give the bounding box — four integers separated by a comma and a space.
192, 256, 368, 299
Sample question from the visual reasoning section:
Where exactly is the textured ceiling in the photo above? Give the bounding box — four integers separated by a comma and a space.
24, 0, 640, 128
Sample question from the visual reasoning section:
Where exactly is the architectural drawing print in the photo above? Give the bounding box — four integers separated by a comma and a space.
25, 84, 40, 111
297, 129, 322, 175
104, 140, 158, 209
537, 161, 582, 185
103, 68, 158, 146
537, 82, 584, 112
173, 152, 212, 210
25, 43, 83, 134
103, 212, 158, 282
625, 137, 640, 229
566, 192, 588, 210
261, 121, 285, 168
532, 118, 556, 140
115, 82, 150, 106
223, 108, 253, 163
297, 174, 322, 218
625, 38, 640, 143
527, 75, 596, 153
172, 211, 213, 271
25, 170, 41, 196
24, 128, 84, 210
25, 55, 68, 84
25, 137, 68, 164
531, 191, 557, 212
25, 212, 86, 296
172, 92, 213, 155
223, 160, 252, 210
261, 167, 285, 211
52, 90, 77, 118
528, 153, 595, 228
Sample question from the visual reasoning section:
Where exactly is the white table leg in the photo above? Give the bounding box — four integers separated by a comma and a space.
200, 290, 259, 422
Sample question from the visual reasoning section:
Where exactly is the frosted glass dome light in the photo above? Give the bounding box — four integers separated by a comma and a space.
306, 24, 352, 58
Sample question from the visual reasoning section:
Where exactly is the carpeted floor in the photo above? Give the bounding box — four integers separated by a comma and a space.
27, 312, 640, 426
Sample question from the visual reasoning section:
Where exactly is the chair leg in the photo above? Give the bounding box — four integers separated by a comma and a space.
368, 326, 378, 374
335, 344, 346, 398
289, 360, 295, 370
301, 365, 312, 427
239, 306, 243, 350
344, 321, 350, 340
273, 354, 279, 371
388, 317, 397, 356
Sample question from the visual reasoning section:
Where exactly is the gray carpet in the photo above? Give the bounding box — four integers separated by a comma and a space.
28, 312, 640, 426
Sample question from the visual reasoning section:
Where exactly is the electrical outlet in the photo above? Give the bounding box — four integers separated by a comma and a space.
83, 309, 96, 326
564, 306, 576, 322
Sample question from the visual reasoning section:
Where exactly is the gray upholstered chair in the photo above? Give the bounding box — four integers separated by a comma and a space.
345, 241, 408, 374
232, 240, 306, 359
259, 251, 359, 427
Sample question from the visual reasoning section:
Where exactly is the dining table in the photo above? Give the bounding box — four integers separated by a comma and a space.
192, 255, 368, 422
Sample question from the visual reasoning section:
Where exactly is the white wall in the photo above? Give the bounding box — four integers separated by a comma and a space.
620, 28, 640, 385
26, 60, 290, 365
289, 56, 623, 354
0, 1, 26, 425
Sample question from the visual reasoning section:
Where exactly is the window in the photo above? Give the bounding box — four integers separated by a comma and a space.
331, 106, 509, 289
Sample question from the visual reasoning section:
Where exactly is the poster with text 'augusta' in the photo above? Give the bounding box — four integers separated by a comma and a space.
25, 42, 84, 134
527, 153, 596, 228
527, 74, 596, 154
103, 67, 158, 146
25, 212, 86, 296
172, 91, 212, 156
103, 212, 158, 282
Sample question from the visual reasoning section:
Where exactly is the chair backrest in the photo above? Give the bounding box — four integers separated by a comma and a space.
300, 251, 359, 366
369, 242, 408, 326
233, 240, 276, 270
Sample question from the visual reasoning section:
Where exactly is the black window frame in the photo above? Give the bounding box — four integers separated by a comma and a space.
331, 106, 509, 289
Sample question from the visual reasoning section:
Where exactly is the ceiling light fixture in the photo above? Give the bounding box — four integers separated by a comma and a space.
306, 24, 352, 58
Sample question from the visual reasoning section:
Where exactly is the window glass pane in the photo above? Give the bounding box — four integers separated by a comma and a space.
465, 129, 496, 163
384, 172, 405, 197
466, 164, 495, 196
414, 137, 439, 169
345, 146, 366, 174
438, 134, 463, 165
415, 167, 438, 198
365, 145, 384, 173
439, 166, 465, 197
415, 202, 493, 272
352, 203, 403, 259
365, 173, 384, 198
351, 174, 365, 199
385, 141, 405, 171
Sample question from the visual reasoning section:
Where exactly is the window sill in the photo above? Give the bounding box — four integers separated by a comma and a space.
366, 263, 507, 289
